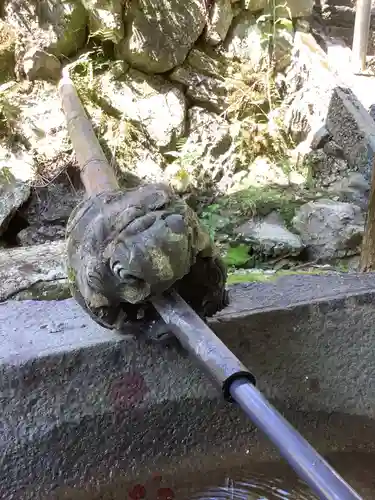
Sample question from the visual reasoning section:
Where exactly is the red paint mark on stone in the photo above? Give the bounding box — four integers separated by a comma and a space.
111, 372, 149, 410
157, 487, 174, 500
127, 476, 174, 499
128, 483, 146, 499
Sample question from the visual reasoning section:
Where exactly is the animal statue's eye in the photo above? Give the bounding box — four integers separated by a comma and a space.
112, 261, 127, 280
87, 271, 103, 290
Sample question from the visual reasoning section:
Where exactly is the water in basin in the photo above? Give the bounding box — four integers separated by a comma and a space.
59, 451, 373, 499
172, 452, 374, 499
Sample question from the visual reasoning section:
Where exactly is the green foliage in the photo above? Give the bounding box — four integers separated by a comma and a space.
222, 2, 295, 173
220, 185, 303, 227
223, 244, 251, 267
102, 115, 146, 176
166, 136, 201, 165
64, 50, 142, 173
0, 82, 24, 150
231, 115, 294, 171
0, 20, 16, 84
0, 83, 21, 138
89, 28, 121, 45
199, 186, 304, 270
165, 138, 205, 190
64, 49, 118, 112
225, 67, 270, 121
165, 147, 202, 170
256, 1, 293, 55
200, 203, 231, 240
0, 165, 14, 184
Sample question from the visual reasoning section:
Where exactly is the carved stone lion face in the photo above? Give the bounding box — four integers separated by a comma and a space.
67, 184, 210, 310
67, 184, 227, 332
103, 209, 196, 304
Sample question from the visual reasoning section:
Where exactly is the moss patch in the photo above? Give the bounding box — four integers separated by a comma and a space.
10, 280, 72, 301
49, 1, 88, 58
227, 268, 333, 285
220, 185, 304, 227
0, 22, 16, 84
199, 185, 318, 242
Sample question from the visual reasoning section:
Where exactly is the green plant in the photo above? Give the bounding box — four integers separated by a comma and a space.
220, 185, 303, 227
230, 117, 295, 178
223, 244, 251, 267
200, 203, 231, 241
0, 84, 21, 138
89, 28, 121, 45
254, 1, 293, 112
64, 50, 141, 173
256, 1, 293, 70
103, 115, 145, 174
224, 67, 270, 121
165, 137, 204, 190
64, 49, 116, 110
221, 2, 295, 173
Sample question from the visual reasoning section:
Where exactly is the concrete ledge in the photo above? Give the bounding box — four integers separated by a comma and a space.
2, 272, 375, 498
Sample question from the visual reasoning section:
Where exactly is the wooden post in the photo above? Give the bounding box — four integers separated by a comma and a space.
360, 158, 375, 270
352, 0, 372, 73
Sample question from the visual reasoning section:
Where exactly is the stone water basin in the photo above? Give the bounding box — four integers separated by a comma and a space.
2, 273, 375, 499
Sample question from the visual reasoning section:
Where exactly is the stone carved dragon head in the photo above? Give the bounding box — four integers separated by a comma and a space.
66, 183, 228, 333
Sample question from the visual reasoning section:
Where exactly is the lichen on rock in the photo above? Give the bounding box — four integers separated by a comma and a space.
0, 80, 72, 185
117, 0, 208, 73
82, 0, 124, 42
292, 200, 365, 261
0, 167, 30, 235
4, 0, 88, 59
205, 0, 234, 46
0, 21, 16, 84
99, 68, 186, 149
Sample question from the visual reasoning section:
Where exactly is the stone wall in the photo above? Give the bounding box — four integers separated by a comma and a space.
1, 0, 374, 280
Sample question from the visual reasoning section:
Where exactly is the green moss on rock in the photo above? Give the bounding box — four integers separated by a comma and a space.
11, 280, 72, 301
49, 1, 88, 58
199, 185, 311, 241
0, 22, 16, 84
227, 268, 332, 285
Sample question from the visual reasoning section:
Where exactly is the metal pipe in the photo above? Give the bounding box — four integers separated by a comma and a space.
152, 291, 363, 500
230, 379, 361, 500
151, 290, 256, 400
352, 0, 372, 73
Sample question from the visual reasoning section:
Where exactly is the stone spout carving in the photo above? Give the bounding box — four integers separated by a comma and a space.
66, 183, 228, 338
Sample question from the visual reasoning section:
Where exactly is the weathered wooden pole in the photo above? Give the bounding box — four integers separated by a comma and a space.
352, 0, 372, 73
58, 72, 119, 195
360, 157, 375, 270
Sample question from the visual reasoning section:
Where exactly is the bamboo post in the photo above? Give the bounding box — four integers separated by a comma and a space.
58, 72, 119, 195
352, 0, 372, 73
